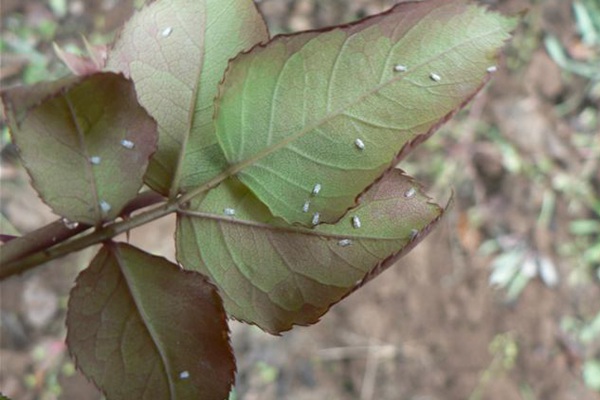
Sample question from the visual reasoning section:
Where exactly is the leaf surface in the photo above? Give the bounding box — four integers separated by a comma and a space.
67, 243, 235, 400
2, 73, 157, 225
107, 0, 269, 197
215, 0, 515, 226
176, 170, 443, 333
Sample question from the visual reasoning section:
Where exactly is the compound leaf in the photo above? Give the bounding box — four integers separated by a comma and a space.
176, 170, 443, 333
2, 72, 157, 225
216, 0, 515, 226
67, 243, 235, 400
107, 0, 269, 197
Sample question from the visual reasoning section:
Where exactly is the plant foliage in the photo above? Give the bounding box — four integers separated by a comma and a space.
67, 243, 234, 400
3, 73, 157, 225
0, 0, 516, 398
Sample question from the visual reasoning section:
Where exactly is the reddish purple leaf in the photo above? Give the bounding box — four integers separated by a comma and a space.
2, 73, 158, 225
67, 243, 235, 399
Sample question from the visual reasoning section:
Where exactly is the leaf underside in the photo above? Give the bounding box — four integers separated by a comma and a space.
176, 169, 444, 334
215, 0, 516, 227
67, 243, 235, 400
107, 0, 269, 197
3, 1, 516, 393
2, 72, 157, 225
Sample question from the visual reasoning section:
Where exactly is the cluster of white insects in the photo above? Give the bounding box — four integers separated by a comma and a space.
301, 183, 321, 225
205, 58, 498, 242
310, 184, 321, 225
393, 63, 497, 83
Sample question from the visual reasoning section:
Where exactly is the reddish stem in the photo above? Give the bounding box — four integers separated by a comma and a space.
0, 191, 165, 279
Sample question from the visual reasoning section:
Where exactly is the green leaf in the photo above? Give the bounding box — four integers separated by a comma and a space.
584, 359, 600, 391
570, 219, 600, 235
0, 212, 20, 237
2, 73, 157, 225
107, 0, 268, 197
176, 170, 444, 333
67, 243, 235, 400
215, 0, 515, 226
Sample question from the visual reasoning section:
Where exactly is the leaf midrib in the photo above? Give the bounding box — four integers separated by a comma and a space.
64, 94, 101, 223
179, 209, 416, 241
168, 2, 208, 200
114, 246, 178, 400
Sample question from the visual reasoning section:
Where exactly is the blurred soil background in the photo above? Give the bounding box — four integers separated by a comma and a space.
1, 0, 599, 399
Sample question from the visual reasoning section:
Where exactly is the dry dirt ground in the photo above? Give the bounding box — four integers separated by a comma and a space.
1, 0, 599, 399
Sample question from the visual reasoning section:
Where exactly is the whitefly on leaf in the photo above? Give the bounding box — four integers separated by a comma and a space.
214, 0, 516, 228
176, 170, 446, 333
1, 72, 158, 225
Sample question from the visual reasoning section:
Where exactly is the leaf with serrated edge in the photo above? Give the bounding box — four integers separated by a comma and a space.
215, 0, 515, 226
2, 72, 157, 225
176, 170, 443, 334
67, 243, 235, 400
107, 0, 268, 197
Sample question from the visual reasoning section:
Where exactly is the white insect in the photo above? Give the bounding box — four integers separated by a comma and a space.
312, 212, 320, 226
429, 73, 441, 82
312, 183, 322, 196
352, 216, 361, 229
338, 239, 353, 247
120, 139, 135, 149
62, 218, 79, 230
162, 27, 173, 37
394, 64, 408, 72
538, 256, 559, 288
354, 138, 365, 151
404, 187, 416, 199
223, 208, 235, 216
486, 65, 498, 73
179, 371, 190, 379
89, 156, 101, 165
302, 200, 310, 213
410, 229, 419, 240
99, 200, 111, 214
521, 256, 538, 278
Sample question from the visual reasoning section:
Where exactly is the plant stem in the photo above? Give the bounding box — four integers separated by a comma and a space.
1, 120, 352, 279
0, 200, 176, 279
0, 168, 232, 280
1, 219, 90, 266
